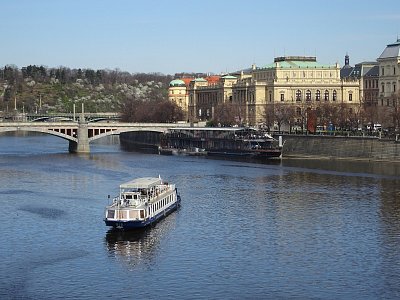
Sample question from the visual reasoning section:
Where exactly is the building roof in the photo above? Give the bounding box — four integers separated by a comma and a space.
260, 57, 335, 69
181, 77, 194, 86
341, 61, 378, 79
364, 65, 379, 77
340, 67, 354, 78
169, 79, 186, 87
192, 77, 207, 82
221, 75, 237, 79
205, 75, 220, 84
378, 39, 400, 59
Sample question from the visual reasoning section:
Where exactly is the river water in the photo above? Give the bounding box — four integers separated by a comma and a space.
0, 133, 399, 299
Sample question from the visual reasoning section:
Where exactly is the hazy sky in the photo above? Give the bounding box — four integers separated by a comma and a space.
1, 0, 400, 75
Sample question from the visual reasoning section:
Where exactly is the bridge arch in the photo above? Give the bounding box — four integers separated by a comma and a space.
0, 127, 77, 142
88, 127, 166, 142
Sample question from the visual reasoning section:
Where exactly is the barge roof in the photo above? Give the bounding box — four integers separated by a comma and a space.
120, 177, 162, 189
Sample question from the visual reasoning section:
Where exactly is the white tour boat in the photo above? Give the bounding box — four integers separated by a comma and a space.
104, 176, 181, 229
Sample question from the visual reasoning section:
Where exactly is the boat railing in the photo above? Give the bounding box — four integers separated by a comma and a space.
108, 184, 176, 207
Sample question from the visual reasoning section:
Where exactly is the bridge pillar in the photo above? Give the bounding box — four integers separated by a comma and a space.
69, 118, 90, 153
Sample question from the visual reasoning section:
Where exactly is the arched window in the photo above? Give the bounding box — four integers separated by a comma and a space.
296, 107, 301, 116
296, 90, 302, 101
306, 90, 311, 101
333, 90, 337, 101
316, 90, 321, 101
324, 90, 329, 101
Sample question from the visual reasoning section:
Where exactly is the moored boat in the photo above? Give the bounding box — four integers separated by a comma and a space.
104, 176, 181, 229
160, 127, 283, 159
158, 146, 207, 156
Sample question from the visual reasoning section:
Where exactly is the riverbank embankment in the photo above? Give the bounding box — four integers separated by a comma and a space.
277, 134, 400, 162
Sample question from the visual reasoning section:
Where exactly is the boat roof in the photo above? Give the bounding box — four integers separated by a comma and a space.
120, 177, 162, 189
169, 127, 257, 132
169, 127, 275, 139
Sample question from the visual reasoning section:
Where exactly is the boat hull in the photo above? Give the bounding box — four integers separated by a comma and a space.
207, 149, 282, 158
104, 196, 181, 230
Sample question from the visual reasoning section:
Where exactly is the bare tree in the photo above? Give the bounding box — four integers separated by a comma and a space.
273, 103, 295, 132
212, 102, 236, 126
261, 103, 275, 132
121, 95, 183, 123
388, 91, 400, 131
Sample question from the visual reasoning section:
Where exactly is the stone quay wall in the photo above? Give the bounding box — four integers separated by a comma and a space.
277, 135, 400, 162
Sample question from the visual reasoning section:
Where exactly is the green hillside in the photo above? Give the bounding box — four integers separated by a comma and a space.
0, 65, 173, 115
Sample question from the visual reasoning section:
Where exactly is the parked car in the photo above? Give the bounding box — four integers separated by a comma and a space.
366, 123, 382, 131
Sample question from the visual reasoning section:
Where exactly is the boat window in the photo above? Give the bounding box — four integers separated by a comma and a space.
107, 210, 115, 218
140, 210, 144, 219
119, 211, 127, 219
129, 210, 138, 219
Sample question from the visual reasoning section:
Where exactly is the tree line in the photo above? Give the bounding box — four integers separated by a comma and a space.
0, 64, 183, 122
0, 65, 173, 87
209, 94, 400, 134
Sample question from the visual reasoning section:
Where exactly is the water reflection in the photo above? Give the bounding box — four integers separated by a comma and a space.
282, 157, 400, 177
104, 213, 178, 270
104, 228, 162, 271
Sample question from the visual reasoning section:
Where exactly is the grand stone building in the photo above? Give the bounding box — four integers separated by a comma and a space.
168, 78, 190, 121
187, 75, 240, 122
168, 39, 400, 130
378, 39, 400, 102
340, 54, 379, 106
375, 39, 400, 128
171, 56, 360, 128
241, 56, 360, 126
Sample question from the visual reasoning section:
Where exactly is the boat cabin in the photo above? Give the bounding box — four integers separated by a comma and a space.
115, 177, 163, 207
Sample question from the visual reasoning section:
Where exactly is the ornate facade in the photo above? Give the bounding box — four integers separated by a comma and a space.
171, 56, 360, 127
377, 39, 400, 103
187, 75, 240, 122
242, 56, 360, 126
375, 39, 400, 128
340, 57, 379, 106
168, 79, 189, 120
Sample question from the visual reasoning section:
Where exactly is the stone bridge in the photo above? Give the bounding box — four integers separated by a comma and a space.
0, 119, 190, 153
